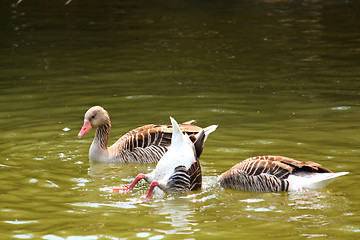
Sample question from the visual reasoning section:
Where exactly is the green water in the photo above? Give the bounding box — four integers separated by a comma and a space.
1, 0, 359, 239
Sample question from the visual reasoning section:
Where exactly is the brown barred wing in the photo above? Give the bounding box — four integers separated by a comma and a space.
111, 121, 203, 163
114, 124, 171, 151
166, 165, 191, 192
275, 156, 333, 173
115, 145, 168, 163
115, 122, 203, 151
235, 156, 295, 179
218, 155, 333, 192
218, 168, 289, 192
188, 159, 202, 191
248, 155, 333, 174
218, 156, 295, 192
187, 130, 205, 191
166, 161, 202, 193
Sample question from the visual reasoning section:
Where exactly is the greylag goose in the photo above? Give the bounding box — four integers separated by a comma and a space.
113, 117, 217, 200
78, 106, 218, 163
218, 155, 348, 192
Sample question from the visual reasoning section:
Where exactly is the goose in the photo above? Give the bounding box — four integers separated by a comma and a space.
78, 106, 217, 163
218, 155, 349, 192
113, 117, 217, 200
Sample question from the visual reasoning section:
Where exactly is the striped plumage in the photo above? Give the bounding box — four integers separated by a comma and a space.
218, 155, 349, 192
113, 117, 217, 200
78, 106, 216, 163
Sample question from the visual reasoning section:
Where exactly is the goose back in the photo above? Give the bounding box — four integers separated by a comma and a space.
110, 123, 203, 163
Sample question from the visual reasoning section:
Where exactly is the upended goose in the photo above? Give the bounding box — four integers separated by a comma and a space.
78, 106, 217, 163
218, 155, 348, 192
113, 117, 217, 200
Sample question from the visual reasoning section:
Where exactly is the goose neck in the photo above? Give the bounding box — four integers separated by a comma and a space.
94, 121, 111, 149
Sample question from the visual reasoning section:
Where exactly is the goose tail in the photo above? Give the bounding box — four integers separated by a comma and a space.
202, 125, 218, 141
288, 171, 349, 191
170, 116, 189, 147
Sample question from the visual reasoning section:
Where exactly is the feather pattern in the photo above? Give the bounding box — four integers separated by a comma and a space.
78, 106, 214, 163
188, 158, 202, 191
218, 155, 348, 192
166, 165, 191, 192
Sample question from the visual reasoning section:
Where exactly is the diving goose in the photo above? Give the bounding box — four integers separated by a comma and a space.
78, 106, 217, 163
218, 155, 348, 192
113, 117, 217, 200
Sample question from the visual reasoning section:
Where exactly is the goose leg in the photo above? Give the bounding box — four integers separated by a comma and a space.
113, 173, 146, 192
141, 180, 160, 201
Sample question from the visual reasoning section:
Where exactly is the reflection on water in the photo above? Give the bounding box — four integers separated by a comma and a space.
153, 199, 197, 235
88, 162, 156, 179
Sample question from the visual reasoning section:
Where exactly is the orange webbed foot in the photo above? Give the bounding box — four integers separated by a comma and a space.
112, 185, 130, 193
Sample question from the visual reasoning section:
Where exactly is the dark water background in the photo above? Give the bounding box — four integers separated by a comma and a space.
1, 0, 359, 239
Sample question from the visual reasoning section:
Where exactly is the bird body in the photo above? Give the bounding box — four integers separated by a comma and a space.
78, 106, 216, 163
218, 155, 348, 192
144, 117, 206, 193
113, 117, 217, 200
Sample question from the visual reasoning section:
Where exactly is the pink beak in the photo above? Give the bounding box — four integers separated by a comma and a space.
78, 120, 92, 138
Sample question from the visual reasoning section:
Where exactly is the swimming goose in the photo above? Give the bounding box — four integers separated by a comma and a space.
113, 117, 217, 200
218, 155, 348, 192
78, 106, 217, 163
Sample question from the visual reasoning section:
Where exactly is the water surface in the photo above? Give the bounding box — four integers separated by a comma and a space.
1, 0, 359, 239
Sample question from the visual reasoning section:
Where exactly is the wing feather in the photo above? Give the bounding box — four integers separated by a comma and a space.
166, 165, 191, 192
165, 158, 202, 192
114, 122, 202, 151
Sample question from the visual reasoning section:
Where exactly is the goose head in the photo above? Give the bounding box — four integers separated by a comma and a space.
78, 106, 110, 138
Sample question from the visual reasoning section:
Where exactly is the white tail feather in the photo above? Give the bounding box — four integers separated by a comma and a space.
288, 171, 349, 191
170, 116, 188, 147
202, 125, 218, 141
